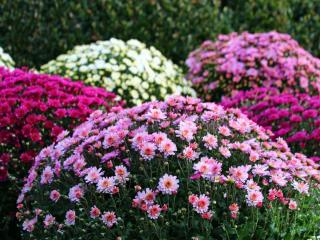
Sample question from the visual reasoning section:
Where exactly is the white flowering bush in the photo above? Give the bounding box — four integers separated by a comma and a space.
0, 47, 14, 68
17, 96, 320, 239
41, 39, 196, 106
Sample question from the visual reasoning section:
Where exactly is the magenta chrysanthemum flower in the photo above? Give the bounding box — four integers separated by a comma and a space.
0, 67, 123, 232
221, 87, 320, 160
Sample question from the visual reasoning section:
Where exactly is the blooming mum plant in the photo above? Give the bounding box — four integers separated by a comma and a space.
18, 96, 320, 239
186, 31, 320, 101
0, 47, 14, 68
0, 67, 122, 237
41, 38, 196, 106
221, 87, 320, 162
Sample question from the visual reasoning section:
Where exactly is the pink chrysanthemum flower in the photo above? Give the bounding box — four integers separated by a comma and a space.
176, 120, 197, 142
43, 214, 55, 228
146, 108, 166, 121
188, 194, 199, 205
65, 210, 76, 225
137, 188, 156, 205
158, 174, 179, 195
193, 161, 210, 176
193, 157, 222, 180
218, 126, 232, 137
193, 194, 210, 214
245, 179, 261, 192
187, 32, 320, 101
292, 181, 309, 195
40, 166, 54, 185
140, 142, 156, 160
50, 190, 61, 202
183, 146, 199, 161
229, 165, 251, 183
132, 131, 149, 150
22, 217, 37, 232
85, 167, 104, 184
153, 132, 168, 145
17, 95, 320, 239
202, 134, 218, 150
219, 146, 231, 158
252, 164, 269, 176
68, 184, 84, 203
289, 200, 298, 210
101, 211, 117, 228
147, 204, 162, 220
246, 190, 264, 207
97, 177, 115, 194
159, 138, 177, 157
115, 165, 129, 183
90, 206, 101, 219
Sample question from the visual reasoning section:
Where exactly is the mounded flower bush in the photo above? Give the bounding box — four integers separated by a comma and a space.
221, 87, 320, 162
18, 96, 320, 239
0, 67, 122, 236
41, 38, 196, 106
186, 31, 320, 101
0, 47, 14, 68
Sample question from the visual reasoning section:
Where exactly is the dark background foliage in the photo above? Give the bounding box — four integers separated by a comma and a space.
0, 0, 320, 68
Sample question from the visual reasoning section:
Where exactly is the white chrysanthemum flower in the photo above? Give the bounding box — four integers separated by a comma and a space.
0, 47, 14, 68
41, 38, 196, 106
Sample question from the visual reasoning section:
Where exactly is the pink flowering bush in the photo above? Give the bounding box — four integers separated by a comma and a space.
221, 87, 320, 162
186, 31, 320, 101
0, 67, 122, 237
17, 96, 320, 239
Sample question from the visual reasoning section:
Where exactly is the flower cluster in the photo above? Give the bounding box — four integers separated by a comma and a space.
0, 47, 14, 68
221, 87, 320, 162
17, 96, 320, 239
41, 38, 196, 106
186, 31, 320, 101
0, 67, 122, 230
0, 67, 122, 181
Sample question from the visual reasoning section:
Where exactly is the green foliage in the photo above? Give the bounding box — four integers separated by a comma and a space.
0, 0, 223, 68
2, 0, 320, 69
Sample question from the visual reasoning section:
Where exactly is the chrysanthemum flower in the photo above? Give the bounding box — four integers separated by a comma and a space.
90, 206, 101, 219
221, 87, 320, 161
158, 174, 179, 195
192, 194, 211, 214
17, 96, 320, 239
68, 184, 85, 203
147, 204, 162, 220
43, 214, 55, 228
0, 47, 14, 68
187, 31, 320, 101
85, 167, 104, 184
101, 211, 117, 228
97, 177, 115, 194
49, 190, 61, 202
246, 190, 264, 207
65, 210, 76, 226
0, 67, 122, 233
41, 38, 196, 106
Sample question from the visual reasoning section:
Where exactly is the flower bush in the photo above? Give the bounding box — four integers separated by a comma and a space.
221, 87, 320, 162
186, 31, 320, 101
0, 47, 14, 68
0, 67, 122, 237
41, 38, 196, 106
17, 96, 320, 239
